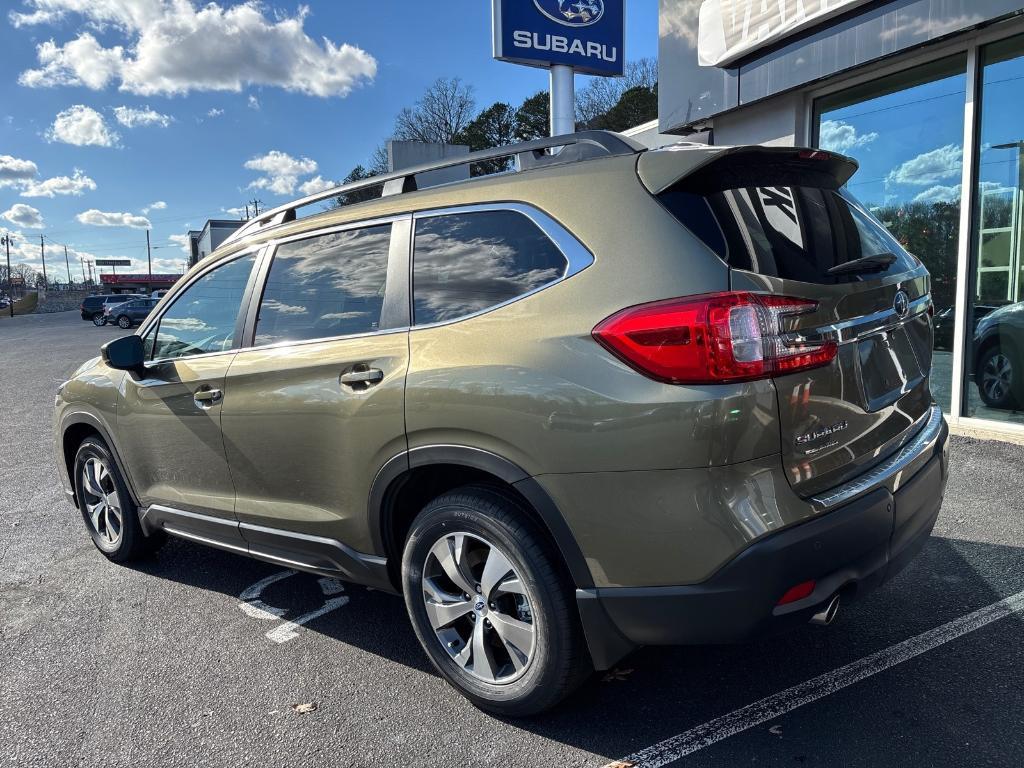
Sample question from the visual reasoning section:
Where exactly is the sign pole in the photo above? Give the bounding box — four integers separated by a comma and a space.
550, 64, 576, 137
3, 234, 13, 318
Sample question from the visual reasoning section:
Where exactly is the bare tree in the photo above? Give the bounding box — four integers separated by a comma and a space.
393, 77, 477, 145
369, 144, 390, 175
577, 58, 658, 127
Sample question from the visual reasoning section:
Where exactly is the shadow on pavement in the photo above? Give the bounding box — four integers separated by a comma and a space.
130, 531, 1024, 765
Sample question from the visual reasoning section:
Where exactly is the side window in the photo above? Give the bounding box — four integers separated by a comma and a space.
413, 210, 569, 325
254, 224, 392, 346
151, 254, 256, 361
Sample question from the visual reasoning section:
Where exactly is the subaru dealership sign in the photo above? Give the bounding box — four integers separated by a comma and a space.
492, 0, 625, 77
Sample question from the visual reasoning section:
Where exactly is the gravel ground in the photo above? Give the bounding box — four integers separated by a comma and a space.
2, 311, 1024, 768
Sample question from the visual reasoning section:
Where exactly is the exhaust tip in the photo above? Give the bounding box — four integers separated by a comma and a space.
809, 594, 840, 627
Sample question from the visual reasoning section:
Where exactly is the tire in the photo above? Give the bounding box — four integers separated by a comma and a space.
117, 315, 132, 329
402, 485, 591, 717
72, 437, 164, 562
92, 313, 107, 326
976, 342, 1021, 409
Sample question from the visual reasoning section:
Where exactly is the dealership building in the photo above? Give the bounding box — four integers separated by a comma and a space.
653, 0, 1024, 441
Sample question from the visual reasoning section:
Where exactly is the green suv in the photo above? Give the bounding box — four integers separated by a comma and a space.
55, 132, 949, 716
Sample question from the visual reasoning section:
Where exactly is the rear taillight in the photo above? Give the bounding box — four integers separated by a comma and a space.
592, 292, 837, 385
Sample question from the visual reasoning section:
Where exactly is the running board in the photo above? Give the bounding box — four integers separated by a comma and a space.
141, 504, 395, 592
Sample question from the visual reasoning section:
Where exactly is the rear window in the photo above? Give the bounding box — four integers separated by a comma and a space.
659, 184, 919, 284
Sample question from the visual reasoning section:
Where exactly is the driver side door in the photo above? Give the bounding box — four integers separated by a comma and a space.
116, 251, 261, 537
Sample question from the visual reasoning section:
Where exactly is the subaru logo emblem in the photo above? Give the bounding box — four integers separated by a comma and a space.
894, 290, 910, 319
534, 0, 605, 27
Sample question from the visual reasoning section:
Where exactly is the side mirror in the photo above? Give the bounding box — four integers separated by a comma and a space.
101, 334, 145, 372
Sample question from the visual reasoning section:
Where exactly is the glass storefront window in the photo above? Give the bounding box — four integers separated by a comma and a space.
814, 57, 968, 414
963, 35, 1024, 424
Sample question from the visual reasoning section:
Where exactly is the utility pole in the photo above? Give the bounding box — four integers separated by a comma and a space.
2, 233, 13, 317
248, 198, 263, 217
245, 204, 250, 220
146, 229, 152, 294
64, 245, 72, 287
39, 234, 48, 288
80, 255, 86, 285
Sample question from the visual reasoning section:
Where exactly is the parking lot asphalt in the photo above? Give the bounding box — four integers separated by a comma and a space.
2, 310, 1024, 767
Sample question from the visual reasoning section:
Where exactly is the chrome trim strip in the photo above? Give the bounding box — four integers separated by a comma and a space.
787, 295, 931, 346
162, 525, 249, 554
809, 406, 945, 510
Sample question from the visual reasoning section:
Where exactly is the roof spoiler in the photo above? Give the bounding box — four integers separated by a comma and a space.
637, 145, 859, 196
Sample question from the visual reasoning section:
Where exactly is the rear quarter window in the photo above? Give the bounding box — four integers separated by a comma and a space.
412, 209, 569, 325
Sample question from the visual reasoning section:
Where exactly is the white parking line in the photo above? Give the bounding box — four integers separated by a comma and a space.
265, 595, 350, 644
602, 589, 1024, 768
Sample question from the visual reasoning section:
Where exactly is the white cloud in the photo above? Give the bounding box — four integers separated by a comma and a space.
887, 144, 963, 186
76, 208, 151, 229
818, 120, 879, 154
913, 184, 961, 204
2, 204, 44, 229
15, 1, 377, 98
21, 169, 96, 197
298, 175, 336, 196
207, 108, 225, 118
222, 206, 247, 217
245, 150, 318, 196
0, 155, 39, 186
46, 105, 120, 147
113, 105, 171, 128
168, 233, 192, 253
248, 95, 260, 110
142, 200, 167, 214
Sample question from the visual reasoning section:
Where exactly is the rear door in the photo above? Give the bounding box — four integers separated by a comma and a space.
220, 216, 410, 561
656, 149, 934, 497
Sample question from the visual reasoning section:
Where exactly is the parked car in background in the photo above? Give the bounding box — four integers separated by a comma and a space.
81, 294, 145, 325
55, 132, 949, 716
973, 301, 1024, 408
104, 297, 159, 329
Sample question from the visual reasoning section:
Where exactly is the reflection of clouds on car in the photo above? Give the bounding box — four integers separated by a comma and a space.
413, 212, 567, 324
254, 225, 391, 345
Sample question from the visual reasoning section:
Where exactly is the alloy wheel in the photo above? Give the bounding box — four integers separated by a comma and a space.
421, 532, 536, 684
118, 316, 131, 329
80, 457, 123, 547
982, 352, 1013, 404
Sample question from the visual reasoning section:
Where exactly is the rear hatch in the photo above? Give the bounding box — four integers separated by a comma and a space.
643, 146, 934, 497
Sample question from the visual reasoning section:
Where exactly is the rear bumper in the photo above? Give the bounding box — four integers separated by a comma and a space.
578, 411, 949, 669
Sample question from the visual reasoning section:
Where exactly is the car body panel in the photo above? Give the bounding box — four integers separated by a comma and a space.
221, 331, 409, 553
115, 353, 238, 519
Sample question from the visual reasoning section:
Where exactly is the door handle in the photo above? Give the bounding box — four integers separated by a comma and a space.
340, 368, 384, 386
193, 388, 223, 406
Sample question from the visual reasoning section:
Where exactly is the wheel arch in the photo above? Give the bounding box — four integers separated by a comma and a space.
60, 412, 141, 510
368, 445, 594, 592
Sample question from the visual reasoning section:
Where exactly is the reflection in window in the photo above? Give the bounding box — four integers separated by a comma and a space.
964, 36, 1024, 425
413, 210, 568, 325
152, 254, 255, 360
255, 225, 392, 346
815, 55, 967, 414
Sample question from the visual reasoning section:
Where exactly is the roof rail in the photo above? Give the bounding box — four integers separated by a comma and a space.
222, 130, 645, 247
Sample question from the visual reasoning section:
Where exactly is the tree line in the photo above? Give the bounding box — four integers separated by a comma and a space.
339, 58, 657, 190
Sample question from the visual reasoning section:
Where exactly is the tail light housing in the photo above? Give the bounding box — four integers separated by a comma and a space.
593, 292, 837, 384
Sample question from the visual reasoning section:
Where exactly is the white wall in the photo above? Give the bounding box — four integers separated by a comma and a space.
711, 91, 808, 147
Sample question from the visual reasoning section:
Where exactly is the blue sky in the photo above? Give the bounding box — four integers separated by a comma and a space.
0, 1, 658, 279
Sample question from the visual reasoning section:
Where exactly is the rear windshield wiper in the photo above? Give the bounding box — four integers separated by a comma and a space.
827, 252, 899, 276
